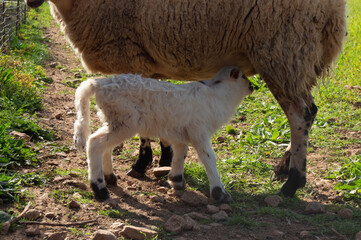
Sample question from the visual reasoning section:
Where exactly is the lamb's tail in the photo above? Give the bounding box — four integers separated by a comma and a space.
73, 79, 97, 153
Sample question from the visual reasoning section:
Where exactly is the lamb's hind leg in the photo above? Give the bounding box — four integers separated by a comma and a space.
102, 147, 117, 186
276, 94, 317, 196
88, 126, 133, 201
168, 143, 188, 190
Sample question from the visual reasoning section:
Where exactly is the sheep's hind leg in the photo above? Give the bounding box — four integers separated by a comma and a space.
168, 143, 188, 190
159, 140, 173, 167
192, 139, 232, 203
127, 137, 153, 178
102, 147, 117, 186
277, 95, 317, 197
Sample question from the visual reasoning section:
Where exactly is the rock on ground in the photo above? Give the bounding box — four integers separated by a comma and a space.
338, 208, 353, 219
219, 203, 232, 212
63, 179, 88, 190
24, 209, 41, 220
46, 231, 67, 240
181, 191, 208, 207
164, 215, 199, 233
92, 230, 117, 240
25, 225, 40, 236
264, 195, 283, 208
206, 204, 220, 214
305, 202, 325, 214
355, 231, 361, 240
119, 225, 158, 240
211, 210, 228, 221
153, 167, 171, 178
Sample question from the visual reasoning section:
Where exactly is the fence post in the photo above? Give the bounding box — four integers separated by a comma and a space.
0, 1, 6, 49
16, 0, 20, 35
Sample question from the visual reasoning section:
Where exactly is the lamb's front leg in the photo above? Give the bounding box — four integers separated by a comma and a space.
168, 143, 188, 190
193, 140, 232, 203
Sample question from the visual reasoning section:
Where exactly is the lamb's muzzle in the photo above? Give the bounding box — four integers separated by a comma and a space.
74, 66, 251, 202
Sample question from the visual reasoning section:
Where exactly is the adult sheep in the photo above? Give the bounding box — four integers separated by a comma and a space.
26, 0, 347, 197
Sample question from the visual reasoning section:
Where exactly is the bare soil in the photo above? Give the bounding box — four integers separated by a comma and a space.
2, 21, 360, 240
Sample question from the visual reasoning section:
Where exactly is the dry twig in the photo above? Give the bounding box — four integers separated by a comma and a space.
18, 219, 97, 227
1, 203, 31, 235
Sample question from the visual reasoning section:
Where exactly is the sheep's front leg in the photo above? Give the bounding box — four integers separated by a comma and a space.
127, 138, 153, 178
278, 95, 317, 197
168, 143, 188, 190
193, 140, 232, 203
159, 139, 173, 167
102, 147, 117, 186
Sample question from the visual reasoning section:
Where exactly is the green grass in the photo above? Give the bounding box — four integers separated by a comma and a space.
0, 5, 54, 203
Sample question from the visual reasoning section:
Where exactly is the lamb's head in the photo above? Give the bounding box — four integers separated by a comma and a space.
26, 0, 46, 8
205, 66, 254, 98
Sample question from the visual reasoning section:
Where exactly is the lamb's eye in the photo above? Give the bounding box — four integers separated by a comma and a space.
214, 80, 221, 84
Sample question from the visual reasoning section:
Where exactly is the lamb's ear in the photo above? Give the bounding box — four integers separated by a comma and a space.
230, 68, 240, 79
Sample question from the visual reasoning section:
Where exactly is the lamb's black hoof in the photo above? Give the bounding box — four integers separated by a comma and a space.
104, 173, 117, 186
280, 168, 306, 197
211, 186, 233, 203
168, 174, 186, 190
126, 168, 145, 179
91, 182, 109, 202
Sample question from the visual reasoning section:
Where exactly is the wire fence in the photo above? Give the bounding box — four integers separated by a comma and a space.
0, 0, 27, 52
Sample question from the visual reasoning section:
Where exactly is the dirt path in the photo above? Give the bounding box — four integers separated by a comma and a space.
3, 20, 359, 240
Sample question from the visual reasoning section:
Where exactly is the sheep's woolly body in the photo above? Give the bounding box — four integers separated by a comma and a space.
51, 0, 346, 99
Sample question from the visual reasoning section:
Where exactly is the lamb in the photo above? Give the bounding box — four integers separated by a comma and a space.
26, 0, 347, 197
73, 66, 253, 202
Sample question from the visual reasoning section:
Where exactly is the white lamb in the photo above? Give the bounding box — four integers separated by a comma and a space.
74, 66, 253, 202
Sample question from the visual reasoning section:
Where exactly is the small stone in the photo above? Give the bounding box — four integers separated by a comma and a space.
273, 230, 284, 238
209, 223, 222, 227
53, 176, 71, 183
92, 230, 117, 240
157, 187, 169, 194
300, 230, 311, 239
24, 209, 41, 220
355, 231, 361, 240
217, 136, 225, 143
153, 167, 172, 178
182, 215, 197, 230
49, 62, 58, 68
68, 200, 80, 209
164, 215, 184, 233
211, 210, 228, 221
47, 231, 67, 240
72, 192, 82, 199
9, 131, 31, 142
264, 195, 283, 208
219, 203, 232, 212
63, 180, 87, 190
110, 221, 125, 230
206, 204, 220, 214
150, 196, 165, 203
338, 208, 353, 219
305, 202, 325, 214
45, 212, 57, 219
186, 212, 210, 221
181, 191, 208, 207
25, 225, 40, 236
55, 113, 63, 120
119, 225, 158, 240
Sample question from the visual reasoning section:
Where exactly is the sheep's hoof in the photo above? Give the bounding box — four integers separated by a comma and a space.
211, 186, 232, 203
104, 173, 117, 186
168, 174, 186, 190
280, 168, 306, 197
91, 182, 109, 202
126, 168, 145, 179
